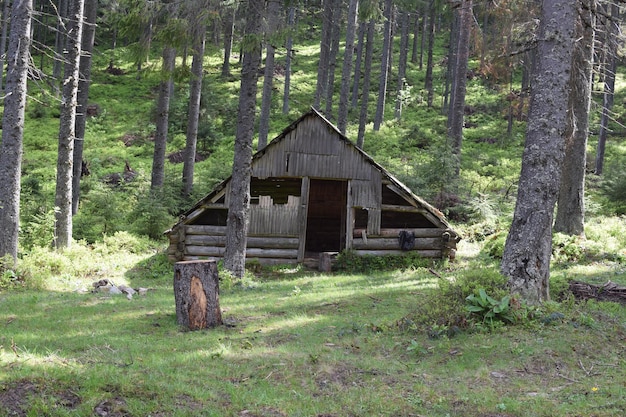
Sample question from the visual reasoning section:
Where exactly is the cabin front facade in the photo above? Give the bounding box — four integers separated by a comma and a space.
166, 109, 460, 265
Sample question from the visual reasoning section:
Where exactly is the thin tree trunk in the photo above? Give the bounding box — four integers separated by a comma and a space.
395, 10, 410, 120
595, 3, 619, 176
410, 10, 419, 65
282, 6, 295, 114
0, 0, 11, 93
224, 0, 263, 278
54, 0, 85, 249
324, 0, 341, 119
351, 21, 366, 110
448, 0, 472, 178
314, 0, 333, 110
373, 0, 393, 131
425, 0, 435, 107
0, 0, 32, 262
337, 0, 358, 134
182, 18, 207, 197
221, 6, 235, 77
72, 0, 97, 215
151, 46, 176, 190
501, 0, 577, 305
357, 19, 375, 149
554, 0, 594, 236
52, 0, 68, 96
258, 0, 282, 150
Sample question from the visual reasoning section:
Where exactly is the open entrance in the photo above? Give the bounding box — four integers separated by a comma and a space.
305, 179, 347, 253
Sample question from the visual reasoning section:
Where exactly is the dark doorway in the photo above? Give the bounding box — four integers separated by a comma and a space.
305, 179, 347, 253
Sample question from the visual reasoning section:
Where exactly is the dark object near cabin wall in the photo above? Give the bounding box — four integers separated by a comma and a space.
398, 230, 416, 251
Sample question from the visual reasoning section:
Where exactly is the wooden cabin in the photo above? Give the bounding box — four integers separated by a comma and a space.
166, 109, 460, 266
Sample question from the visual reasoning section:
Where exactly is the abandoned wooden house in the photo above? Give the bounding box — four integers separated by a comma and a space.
166, 109, 460, 267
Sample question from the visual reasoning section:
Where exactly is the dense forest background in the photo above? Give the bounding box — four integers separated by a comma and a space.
0, 0, 624, 284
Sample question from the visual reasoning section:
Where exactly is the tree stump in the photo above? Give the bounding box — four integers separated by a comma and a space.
319, 252, 336, 272
174, 260, 222, 330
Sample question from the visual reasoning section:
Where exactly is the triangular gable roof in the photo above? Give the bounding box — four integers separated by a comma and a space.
168, 108, 457, 238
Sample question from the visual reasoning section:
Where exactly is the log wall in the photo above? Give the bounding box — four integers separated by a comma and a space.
168, 224, 455, 265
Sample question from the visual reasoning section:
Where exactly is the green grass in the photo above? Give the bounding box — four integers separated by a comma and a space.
2, 11, 626, 417
1, 237, 625, 416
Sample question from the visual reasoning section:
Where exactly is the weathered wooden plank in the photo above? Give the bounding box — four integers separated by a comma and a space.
353, 228, 445, 238
186, 225, 227, 235
381, 204, 427, 213
298, 177, 310, 262
352, 249, 442, 258
185, 235, 299, 249
352, 237, 441, 250
186, 245, 297, 259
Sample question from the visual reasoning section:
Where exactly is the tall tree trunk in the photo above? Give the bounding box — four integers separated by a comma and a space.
337, 0, 358, 134
554, 0, 594, 236
447, 0, 472, 177
595, 2, 619, 176
0, 0, 11, 93
410, 10, 419, 65
221, 5, 235, 78
282, 6, 295, 114
395, 10, 410, 120
54, 0, 85, 249
0, 0, 32, 262
425, 0, 435, 107
72, 0, 97, 215
258, 0, 282, 150
501, 0, 577, 305
324, 0, 341, 119
52, 0, 68, 96
314, 0, 333, 110
357, 19, 375, 149
151, 46, 176, 190
223, 0, 262, 278
182, 15, 207, 197
373, 0, 393, 131
351, 21, 366, 110
443, 10, 458, 116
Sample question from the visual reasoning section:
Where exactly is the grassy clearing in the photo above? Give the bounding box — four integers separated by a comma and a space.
1, 237, 625, 417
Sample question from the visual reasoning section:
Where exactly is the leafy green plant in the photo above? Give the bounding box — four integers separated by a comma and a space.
465, 288, 515, 325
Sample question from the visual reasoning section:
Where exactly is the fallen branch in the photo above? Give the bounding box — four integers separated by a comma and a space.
568, 280, 626, 304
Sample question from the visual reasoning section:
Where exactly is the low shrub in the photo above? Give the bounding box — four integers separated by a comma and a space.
334, 249, 430, 272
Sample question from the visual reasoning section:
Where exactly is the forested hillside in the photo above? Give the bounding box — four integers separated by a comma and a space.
1, 2, 626, 416
0, 0, 624, 280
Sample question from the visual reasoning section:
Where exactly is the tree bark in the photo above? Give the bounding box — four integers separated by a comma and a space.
395, 10, 410, 120
223, 0, 262, 278
424, 0, 435, 107
324, 0, 341, 119
54, 0, 84, 249
182, 13, 207, 197
373, 0, 393, 131
72, 0, 97, 215
0, 0, 11, 93
151, 46, 176, 190
501, 0, 577, 305
356, 19, 375, 149
595, 2, 619, 176
174, 260, 222, 330
282, 6, 295, 114
447, 0, 472, 178
0, 0, 32, 262
336, 0, 358, 134
554, 0, 594, 236
258, 0, 281, 150
351, 21, 365, 110
221, 5, 235, 78
314, 0, 333, 110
